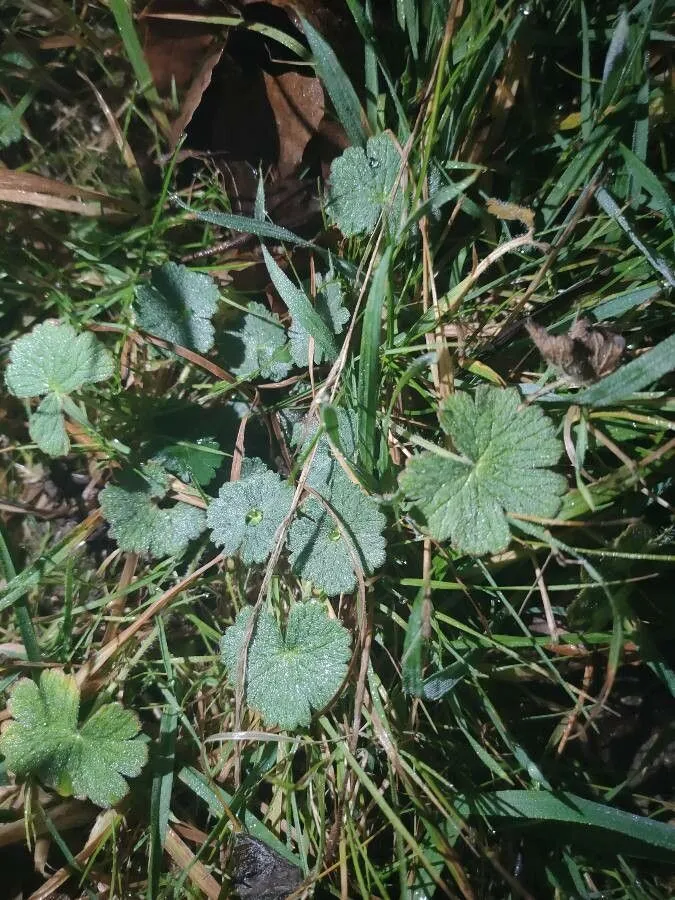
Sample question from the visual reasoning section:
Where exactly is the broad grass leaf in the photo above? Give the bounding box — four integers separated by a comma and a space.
288, 267, 348, 367
399, 387, 566, 556
301, 18, 366, 149
134, 262, 220, 353
220, 602, 351, 730
262, 248, 338, 364
0, 669, 147, 808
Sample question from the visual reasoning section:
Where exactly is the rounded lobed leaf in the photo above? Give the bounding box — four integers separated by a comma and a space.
134, 262, 220, 353
288, 469, 386, 597
399, 386, 566, 556
0, 670, 147, 809
5, 322, 114, 398
221, 302, 291, 383
220, 602, 351, 730
100, 475, 206, 558
206, 459, 294, 565
328, 134, 404, 238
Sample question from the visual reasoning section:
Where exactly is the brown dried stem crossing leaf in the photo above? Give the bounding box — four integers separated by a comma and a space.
525, 317, 625, 385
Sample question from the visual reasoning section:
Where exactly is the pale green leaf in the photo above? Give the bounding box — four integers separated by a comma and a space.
0, 101, 23, 148
328, 134, 404, 238
288, 468, 386, 596
0, 669, 147, 808
262, 248, 338, 364
134, 262, 220, 353
5, 322, 114, 398
288, 268, 349, 367
222, 301, 291, 383
220, 602, 351, 729
207, 458, 294, 565
399, 386, 566, 556
28, 394, 69, 457
100, 469, 206, 558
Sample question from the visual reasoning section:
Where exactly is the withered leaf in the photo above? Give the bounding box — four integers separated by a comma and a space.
230, 835, 302, 900
525, 317, 625, 385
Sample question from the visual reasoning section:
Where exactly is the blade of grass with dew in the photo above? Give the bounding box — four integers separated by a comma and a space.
357, 246, 392, 475
301, 17, 367, 148
577, 333, 675, 406
108, 0, 169, 136
172, 197, 314, 247
0, 523, 40, 663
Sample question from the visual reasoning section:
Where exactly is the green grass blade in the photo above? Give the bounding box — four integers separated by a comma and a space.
147, 709, 177, 899
618, 143, 675, 235
578, 332, 675, 407
173, 197, 314, 247
357, 247, 391, 475
461, 790, 675, 860
108, 0, 169, 135
301, 17, 367, 148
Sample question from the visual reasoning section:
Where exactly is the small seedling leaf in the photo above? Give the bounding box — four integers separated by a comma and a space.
0, 101, 24, 148
399, 386, 566, 556
5, 322, 114, 398
288, 468, 386, 596
153, 438, 222, 486
224, 302, 291, 382
220, 602, 351, 729
100, 467, 205, 558
328, 133, 404, 238
134, 262, 219, 353
262, 248, 338, 364
207, 458, 294, 564
28, 394, 69, 457
289, 268, 349, 367
0, 669, 147, 808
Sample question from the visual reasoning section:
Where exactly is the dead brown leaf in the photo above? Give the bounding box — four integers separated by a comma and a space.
525, 317, 625, 385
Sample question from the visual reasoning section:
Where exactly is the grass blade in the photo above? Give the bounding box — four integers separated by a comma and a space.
357, 247, 391, 475
577, 333, 675, 406
301, 17, 367, 148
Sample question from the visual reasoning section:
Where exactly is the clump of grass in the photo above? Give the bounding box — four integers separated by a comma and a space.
1, 1, 674, 898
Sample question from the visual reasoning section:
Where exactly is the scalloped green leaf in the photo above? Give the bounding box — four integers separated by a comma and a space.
399, 386, 566, 556
100, 468, 206, 558
220, 602, 351, 730
288, 468, 386, 596
28, 394, 69, 457
289, 268, 349, 367
222, 301, 292, 383
206, 458, 294, 565
134, 262, 220, 353
0, 670, 147, 808
328, 133, 404, 238
5, 322, 114, 398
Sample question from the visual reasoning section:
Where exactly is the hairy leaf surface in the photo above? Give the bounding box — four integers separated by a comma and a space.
134, 262, 219, 353
0, 670, 147, 808
328, 134, 404, 237
100, 466, 205, 558
207, 459, 294, 564
399, 386, 566, 555
220, 603, 351, 729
